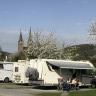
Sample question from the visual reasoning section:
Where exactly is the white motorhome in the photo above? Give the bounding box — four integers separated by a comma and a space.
12, 59, 61, 85
29, 59, 61, 85
0, 61, 13, 83
13, 59, 95, 86
12, 60, 30, 83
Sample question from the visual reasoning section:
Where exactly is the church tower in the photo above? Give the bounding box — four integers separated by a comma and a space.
27, 27, 33, 51
18, 30, 24, 52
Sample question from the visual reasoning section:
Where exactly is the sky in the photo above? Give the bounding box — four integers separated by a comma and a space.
0, 0, 96, 53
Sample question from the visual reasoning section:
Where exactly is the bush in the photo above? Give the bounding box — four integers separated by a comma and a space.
25, 67, 39, 81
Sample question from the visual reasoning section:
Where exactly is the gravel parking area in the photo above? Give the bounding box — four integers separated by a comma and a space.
0, 84, 93, 96
0, 89, 32, 96
0, 88, 63, 96
0, 84, 61, 96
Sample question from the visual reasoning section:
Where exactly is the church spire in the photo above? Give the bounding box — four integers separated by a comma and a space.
18, 29, 23, 42
18, 29, 24, 52
27, 27, 32, 50
28, 27, 32, 41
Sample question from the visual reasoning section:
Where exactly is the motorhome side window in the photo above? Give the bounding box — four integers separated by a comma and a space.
51, 65, 59, 70
15, 67, 19, 72
47, 64, 52, 71
0, 64, 4, 69
47, 64, 59, 71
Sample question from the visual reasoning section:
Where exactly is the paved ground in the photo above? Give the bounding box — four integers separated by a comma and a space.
0, 88, 64, 96
1, 87, 94, 96
0, 84, 92, 96
0, 89, 31, 96
0, 88, 94, 96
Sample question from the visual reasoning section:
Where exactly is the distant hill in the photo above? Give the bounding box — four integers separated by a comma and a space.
64, 44, 96, 66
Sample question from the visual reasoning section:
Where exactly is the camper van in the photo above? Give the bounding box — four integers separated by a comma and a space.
0, 61, 13, 83
13, 59, 95, 86
30, 59, 95, 86
12, 60, 30, 83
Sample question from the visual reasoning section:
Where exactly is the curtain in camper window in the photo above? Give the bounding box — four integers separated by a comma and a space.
0, 64, 3, 69
15, 67, 18, 72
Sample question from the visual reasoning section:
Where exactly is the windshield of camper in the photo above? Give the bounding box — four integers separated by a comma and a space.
47, 62, 59, 71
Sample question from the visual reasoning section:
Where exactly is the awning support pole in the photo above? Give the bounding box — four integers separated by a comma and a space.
60, 68, 62, 76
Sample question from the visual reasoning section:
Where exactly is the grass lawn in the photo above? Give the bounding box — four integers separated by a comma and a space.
35, 89, 96, 96
35, 92, 62, 96
68, 90, 96, 96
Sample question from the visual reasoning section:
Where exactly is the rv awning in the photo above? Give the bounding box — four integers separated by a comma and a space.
46, 60, 95, 69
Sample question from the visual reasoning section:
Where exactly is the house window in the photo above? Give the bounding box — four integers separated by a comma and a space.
15, 67, 19, 72
0, 64, 4, 69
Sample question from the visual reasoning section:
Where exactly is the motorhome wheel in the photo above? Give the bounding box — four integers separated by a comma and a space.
4, 77, 9, 83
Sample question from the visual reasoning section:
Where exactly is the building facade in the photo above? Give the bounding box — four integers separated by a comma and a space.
18, 28, 33, 53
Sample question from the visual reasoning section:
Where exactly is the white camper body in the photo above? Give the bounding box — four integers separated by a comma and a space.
12, 60, 30, 83
12, 59, 61, 85
0, 61, 13, 82
29, 59, 61, 85
13, 59, 95, 86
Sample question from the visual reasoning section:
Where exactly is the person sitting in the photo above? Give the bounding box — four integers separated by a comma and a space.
71, 78, 80, 90
67, 78, 71, 83
75, 79, 79, 90
63, 81, 70, 91
71, 78, 77, 89
72, 78, 76, 84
